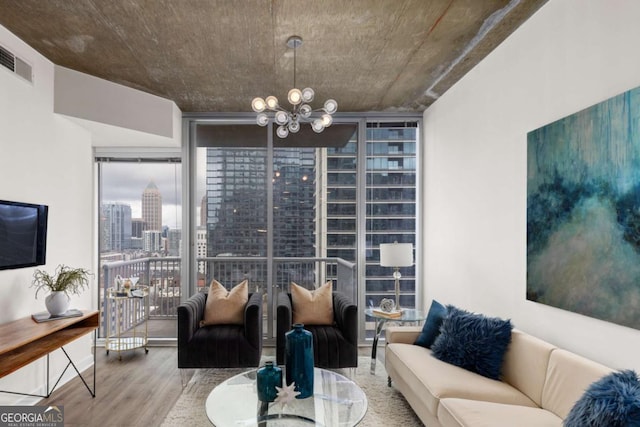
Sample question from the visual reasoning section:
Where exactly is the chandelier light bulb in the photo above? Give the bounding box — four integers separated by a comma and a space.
301, 87, 315, 103
265, 96, 279, 110
251, 97, 266, 112
276, 125, 289, 138
288, 120, 300, 133
311, 119, 324, 133
275, 110, 289, 125
323, 99, 338, 114
299, 104, 312, 118
288, 88, 302, 105
321, 113, 333, 127
256, 112, 269, 127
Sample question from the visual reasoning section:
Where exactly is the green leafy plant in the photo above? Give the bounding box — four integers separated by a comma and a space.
31, 264, 92, 299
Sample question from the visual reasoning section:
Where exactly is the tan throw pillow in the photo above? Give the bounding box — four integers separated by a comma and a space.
201, 279, 248, 326
291, 281, 333, 325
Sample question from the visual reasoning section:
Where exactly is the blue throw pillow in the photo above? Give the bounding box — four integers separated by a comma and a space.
414, 300, 447, 348
564, 370, 640, 427
431, 306, 512, 380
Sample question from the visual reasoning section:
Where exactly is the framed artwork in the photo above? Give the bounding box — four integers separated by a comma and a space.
527, 86, 640, 330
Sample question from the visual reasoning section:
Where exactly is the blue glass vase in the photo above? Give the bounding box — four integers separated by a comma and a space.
285, 323, 314, 399
256, 361, 282, 402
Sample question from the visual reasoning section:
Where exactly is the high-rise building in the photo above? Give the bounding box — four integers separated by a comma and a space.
196, 225, 207, 274
200, 195, 207, 227
205, 148, 316, 258
142, 180, 162, 231
143, 230, 162, 252
101, 203, 132, 251
167, 229, 182, 256
131, 218, 145, 238
206, 148, 268, 257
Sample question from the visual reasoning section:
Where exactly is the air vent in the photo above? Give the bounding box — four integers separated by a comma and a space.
0, 44, 33, 83
0, 45, 14, 72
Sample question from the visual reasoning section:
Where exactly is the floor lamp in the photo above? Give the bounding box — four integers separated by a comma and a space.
379, 242, 414, 311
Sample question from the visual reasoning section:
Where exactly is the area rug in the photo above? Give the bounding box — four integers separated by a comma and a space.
161, 357, 421, 426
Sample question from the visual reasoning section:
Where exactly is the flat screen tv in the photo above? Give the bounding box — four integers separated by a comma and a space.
0, 200, 48, 271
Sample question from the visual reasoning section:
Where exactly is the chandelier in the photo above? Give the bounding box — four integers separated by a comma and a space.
251, 36, 338, 138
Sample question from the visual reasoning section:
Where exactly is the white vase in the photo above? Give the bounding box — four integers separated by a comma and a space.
45, 291, 70, 316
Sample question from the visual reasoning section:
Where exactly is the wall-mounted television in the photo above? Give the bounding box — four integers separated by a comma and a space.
0, 200, 48, 271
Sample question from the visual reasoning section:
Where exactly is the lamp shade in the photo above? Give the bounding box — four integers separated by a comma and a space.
379, 243, 413, 267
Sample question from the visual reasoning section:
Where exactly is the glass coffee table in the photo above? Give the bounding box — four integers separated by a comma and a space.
205, 367, 367, 426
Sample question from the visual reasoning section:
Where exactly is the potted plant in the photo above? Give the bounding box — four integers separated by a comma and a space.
31, 264, 91, 316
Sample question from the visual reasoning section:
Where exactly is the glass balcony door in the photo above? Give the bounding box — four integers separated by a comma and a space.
96, 157, 182, 340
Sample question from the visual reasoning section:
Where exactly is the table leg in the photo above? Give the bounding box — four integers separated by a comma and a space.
370, 318, 385, 374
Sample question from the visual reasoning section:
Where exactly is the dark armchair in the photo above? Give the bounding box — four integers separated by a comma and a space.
178, 291, 263, 368
276, 291, 358, 369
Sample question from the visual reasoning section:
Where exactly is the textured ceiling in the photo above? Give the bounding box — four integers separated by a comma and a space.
0, 0, 547, 113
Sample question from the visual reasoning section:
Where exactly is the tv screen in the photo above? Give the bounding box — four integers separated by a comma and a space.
0, 200, 48, 271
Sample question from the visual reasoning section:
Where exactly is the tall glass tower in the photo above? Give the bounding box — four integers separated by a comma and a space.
101, 203, 132, 251
142, 180, 162, 232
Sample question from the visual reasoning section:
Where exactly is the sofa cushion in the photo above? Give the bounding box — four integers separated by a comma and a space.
438, 398, 562, 427
541, 349, 614, 419
431, 306, 512, 380
385, 343, 538, 419
414, 299, 447, 348
291, 281, 333, 325
564, 370, 640, 427
201, 279, 248, 326
501, 329, 557, 407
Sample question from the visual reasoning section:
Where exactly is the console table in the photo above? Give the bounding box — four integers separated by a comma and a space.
0, 310, 99, 398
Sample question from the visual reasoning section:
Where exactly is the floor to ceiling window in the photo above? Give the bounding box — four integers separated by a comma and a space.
187, 116, 419, 343
96, 155, 182, 341
364, 122, 418, 337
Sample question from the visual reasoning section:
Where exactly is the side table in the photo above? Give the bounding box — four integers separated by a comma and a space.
105, 286, 149, 360
365, 308, 426, 374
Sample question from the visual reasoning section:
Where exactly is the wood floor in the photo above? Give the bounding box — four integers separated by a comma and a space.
40, 346, 379, 426
41, 347, 183, 427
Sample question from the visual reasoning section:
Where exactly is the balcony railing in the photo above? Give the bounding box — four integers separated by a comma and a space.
100, 256, 356, 338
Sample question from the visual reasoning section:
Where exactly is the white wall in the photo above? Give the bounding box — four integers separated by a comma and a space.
54, 66, 182, 148
423, 0, 640, 372
0, 25, 94, 403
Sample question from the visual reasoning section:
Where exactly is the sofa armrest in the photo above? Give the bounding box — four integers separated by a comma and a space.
276, 292, 293, 365
244, 292, 263, 351
177, 292, 207, 347
385, 325, 423, 344
333, 291, 358, 345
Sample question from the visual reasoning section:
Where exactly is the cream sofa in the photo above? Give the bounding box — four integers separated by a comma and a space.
385, 326, 613, 427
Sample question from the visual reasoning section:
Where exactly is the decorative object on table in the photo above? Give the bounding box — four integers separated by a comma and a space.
372, 298, 403, 318
256, 361, 282, 402
114, 275, 139, 297
379, 242, 413, 311
285, 323, 314, 399
31, 308, 83, 323
31, 264, 91, 316
274, 381, 301, 407
251, 35, 337, 139
379, 298, 396, 313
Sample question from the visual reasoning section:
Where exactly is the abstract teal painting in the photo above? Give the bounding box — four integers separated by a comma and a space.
527, 86, 640, 330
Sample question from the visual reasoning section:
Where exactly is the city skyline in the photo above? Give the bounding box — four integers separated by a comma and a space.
100, 162, 182, 229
